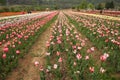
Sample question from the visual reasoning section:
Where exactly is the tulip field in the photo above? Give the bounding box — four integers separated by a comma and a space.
0, 11, 120, 80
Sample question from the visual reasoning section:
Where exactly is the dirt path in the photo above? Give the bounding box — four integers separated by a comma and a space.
6, 19, 57, 80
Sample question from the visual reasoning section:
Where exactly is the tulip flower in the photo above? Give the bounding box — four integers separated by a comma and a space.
76, 54, 82, 60
58, 57, 62, 63
34, 61, 39, 67
3, 47, 9, 53
53, 64, 58, 69
89, 67, 94, 73
16, 50, 20, 54
100, 67, 106, 73
2, 54, 6, 59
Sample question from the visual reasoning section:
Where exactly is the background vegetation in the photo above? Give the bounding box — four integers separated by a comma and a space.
0, 0, 120, 12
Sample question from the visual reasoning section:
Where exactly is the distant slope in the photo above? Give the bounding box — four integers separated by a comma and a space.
1, 0, 120, 8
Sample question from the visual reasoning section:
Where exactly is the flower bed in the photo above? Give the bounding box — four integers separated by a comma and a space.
66, 13, 120, 73
0, 11, 58, 80
35, 18, 111, 79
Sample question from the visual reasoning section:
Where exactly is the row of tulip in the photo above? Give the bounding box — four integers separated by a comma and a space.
66, 12, 120, 72
83, 10, 120, 17
0, 12, 52, 45
0, 12, 52, 25
0, 12, 58, 80
34, 18, 111, 79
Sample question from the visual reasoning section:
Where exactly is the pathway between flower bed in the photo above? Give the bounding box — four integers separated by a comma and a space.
5, 20, 57, 80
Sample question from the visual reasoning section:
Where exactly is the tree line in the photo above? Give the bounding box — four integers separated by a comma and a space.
73, 0, 116, 10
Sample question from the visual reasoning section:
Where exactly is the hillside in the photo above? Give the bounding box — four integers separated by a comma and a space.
0, 0, 120, 8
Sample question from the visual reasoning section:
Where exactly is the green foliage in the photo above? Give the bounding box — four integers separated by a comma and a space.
87, 3, 95, 9
97, 3, 105, 10
0, 0, 120, 9
0, 5, 45, 13
72, 6, 76, 9
105, 1, 115, 9
79, 0, 88, 9
75, 0, 95, 10
54, 5, 59, 10
0, 0, 6, 5
0, 7, 9, 12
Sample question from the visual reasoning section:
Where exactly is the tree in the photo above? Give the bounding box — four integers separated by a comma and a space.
87, 3, 94, 9
105, 1, 115, 9
105, 2, 110, 9
110, 1, 115, 9
0, 0, 6, 5
97, 3, 105, 10
79, 0, 88, 9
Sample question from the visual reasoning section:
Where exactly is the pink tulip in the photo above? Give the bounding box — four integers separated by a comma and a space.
73, 62, 77, 66
76, 54, 82, 60
3, 47, 9, 53
34, 61, 39, 67
85, 56, 89, 60
2, 54, 6, 59
18, 35, 22, 38
75, 35, 79, 38
7, 41, 11, 46
100, 53, 109, 62
3, 40, 6, 43
89, 67, 94, 73
118, 36, 120, 40
72, 45, 76, 49
46, 69, 49, 73
46, 41, 50, 47
18, 41, 21, 45
58, 57, 62, 63
100, 55, 107, 61
105, 39, 109, 42
57, 40, 62, 44
0, 42, 2, 45
39, 65, 44, 71
56, 51, 60, 56
16, 50, 20, 54
90, 47, 95, 52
